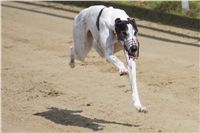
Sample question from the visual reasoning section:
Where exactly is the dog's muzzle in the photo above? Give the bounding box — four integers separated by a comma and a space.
123, 39, 139, 59
128, 45, 137, 55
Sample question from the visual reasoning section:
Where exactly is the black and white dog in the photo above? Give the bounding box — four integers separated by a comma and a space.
69, 5, 147, 113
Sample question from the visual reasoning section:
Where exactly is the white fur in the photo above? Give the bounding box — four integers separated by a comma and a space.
69, 5, 147, 113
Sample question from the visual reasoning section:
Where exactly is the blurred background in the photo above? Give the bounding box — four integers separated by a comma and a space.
56, 0, 200, 31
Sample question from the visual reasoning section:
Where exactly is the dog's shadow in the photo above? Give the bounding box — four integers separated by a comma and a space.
34, 107, 134, 131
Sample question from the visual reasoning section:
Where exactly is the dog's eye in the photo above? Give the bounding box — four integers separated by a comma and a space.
121, 31, 128, 36
134, 31, 138, 36
134, 32, 137, 36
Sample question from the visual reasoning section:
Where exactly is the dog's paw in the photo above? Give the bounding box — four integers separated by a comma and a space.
119, 67, 128, 76
137, 106, 147, 113
69, 61, 75, 68
135, 104, 148, 113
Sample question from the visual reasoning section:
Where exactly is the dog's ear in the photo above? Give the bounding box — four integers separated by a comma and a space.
115, 18, 121, 25
115, 18, 128, 30
115, 18, 123, 29
128, 18, 138, 34
115, 18, 129, 40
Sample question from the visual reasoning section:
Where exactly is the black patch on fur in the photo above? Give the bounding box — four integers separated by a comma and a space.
115, 18, 138, 40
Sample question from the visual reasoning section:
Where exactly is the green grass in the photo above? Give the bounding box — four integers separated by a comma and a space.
114, 1, 200, 19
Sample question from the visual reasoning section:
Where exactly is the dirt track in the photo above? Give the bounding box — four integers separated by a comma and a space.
2, 2, 199, 133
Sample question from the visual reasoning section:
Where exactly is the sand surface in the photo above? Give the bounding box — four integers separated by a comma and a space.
1, 2, 199, 132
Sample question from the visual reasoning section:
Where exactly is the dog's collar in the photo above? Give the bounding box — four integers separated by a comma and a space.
96, 7, 106, 31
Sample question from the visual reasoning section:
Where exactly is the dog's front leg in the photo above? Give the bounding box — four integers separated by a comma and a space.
105, 54, 128, 76
124, 52, 147, 113
99, 29, 128, 75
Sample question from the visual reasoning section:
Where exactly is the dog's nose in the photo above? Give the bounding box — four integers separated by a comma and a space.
130, 45, 137, 54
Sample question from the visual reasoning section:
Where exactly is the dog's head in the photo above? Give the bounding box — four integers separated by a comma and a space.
115, 18, 139, 59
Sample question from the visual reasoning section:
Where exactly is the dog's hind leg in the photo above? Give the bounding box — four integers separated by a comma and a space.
69, 28, 93, 68
69, 16, 86, 68
69, 42, 86, 68
69, 45, 75, 68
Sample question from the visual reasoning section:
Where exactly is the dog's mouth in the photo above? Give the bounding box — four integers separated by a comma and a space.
123, 44, 139, 60
128, 50, 138, 60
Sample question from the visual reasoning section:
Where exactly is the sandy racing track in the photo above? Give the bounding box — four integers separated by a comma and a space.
1, 2, 199, 133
